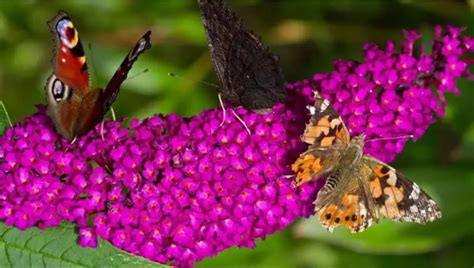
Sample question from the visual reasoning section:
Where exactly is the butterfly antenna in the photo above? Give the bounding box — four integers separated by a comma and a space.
127, 68, 149, 81
365, 134, 414, 143
0, 101, 13, 127
168, 72, 219, 89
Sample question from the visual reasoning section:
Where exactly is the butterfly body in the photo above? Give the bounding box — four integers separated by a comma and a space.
198, 0, 287, 113
292, 92, 441, 233
45, 11, 151, 140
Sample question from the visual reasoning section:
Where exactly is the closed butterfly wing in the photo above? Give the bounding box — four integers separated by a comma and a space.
198, 0, 287, 112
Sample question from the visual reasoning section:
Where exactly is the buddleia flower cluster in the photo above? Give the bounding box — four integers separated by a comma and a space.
308, 25, 473, 162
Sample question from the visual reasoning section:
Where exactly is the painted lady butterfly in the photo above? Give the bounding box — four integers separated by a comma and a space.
292, 91, 442, 233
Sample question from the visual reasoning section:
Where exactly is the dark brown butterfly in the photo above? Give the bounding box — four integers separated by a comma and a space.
45, 11, 151, 141
198, 0, 287, 113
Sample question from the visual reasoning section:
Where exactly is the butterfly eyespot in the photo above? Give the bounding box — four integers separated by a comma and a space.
351, 214, 357, 221
325, 213, 331, 220
335, 217, 340, 223
56, 19, 78, 49
50, 79, 70, 103
345, 216, 350, 221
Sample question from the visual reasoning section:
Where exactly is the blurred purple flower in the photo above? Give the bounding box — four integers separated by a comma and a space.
308, 25, 473, 162
0, 26, 472, 267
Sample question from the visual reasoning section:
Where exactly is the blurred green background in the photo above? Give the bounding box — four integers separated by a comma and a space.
0, 1, 473, 267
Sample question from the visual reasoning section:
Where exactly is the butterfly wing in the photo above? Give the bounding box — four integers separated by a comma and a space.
45, 11, 90, 140
362, 156, 442, 224
314, 170, 378, 233
302, 91, 350, 146
292, 91, 350, 186
44, 75, 81, 140
48, 11, 89, 94
198, 0, 287, 112
100, 31, 151, 114
314, 156, 441, 233
73, 31, 152, 138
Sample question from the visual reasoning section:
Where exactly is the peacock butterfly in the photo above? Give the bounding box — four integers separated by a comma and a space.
198, 0, 287, 113
45, 11, 151, 141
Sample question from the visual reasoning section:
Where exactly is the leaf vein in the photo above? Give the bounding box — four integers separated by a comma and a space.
5, 245, 12, 268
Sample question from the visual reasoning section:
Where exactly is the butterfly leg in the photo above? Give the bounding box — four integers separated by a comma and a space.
231, 110, 251, 135
99, 107, 117, 141
100, 121, 106, 141
70, 136, 78, 145
217, 93, 251, 134
110, 107, 116, 121
218, 93, 227, 127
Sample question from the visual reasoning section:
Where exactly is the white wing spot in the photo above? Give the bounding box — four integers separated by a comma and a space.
61, 58, 66, 63
320, 99, 330, 112
409, 183, 420, 200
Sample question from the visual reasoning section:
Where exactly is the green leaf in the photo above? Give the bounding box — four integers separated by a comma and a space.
293, 167, 474, 255
0, 101, 12, 136
0, 222, 169, 267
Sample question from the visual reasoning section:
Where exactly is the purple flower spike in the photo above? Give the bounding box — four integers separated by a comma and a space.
0, 27, 472, 267
310, 26, 473, 162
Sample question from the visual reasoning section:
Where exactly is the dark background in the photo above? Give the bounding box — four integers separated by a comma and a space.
0, 1, 473, 267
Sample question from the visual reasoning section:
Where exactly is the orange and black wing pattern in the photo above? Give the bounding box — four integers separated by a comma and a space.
313, 157, 441, 233
292, 91, 350, 186
314, 174, 378, 233
301, 91, 350, 146
362, 156, 442, 224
